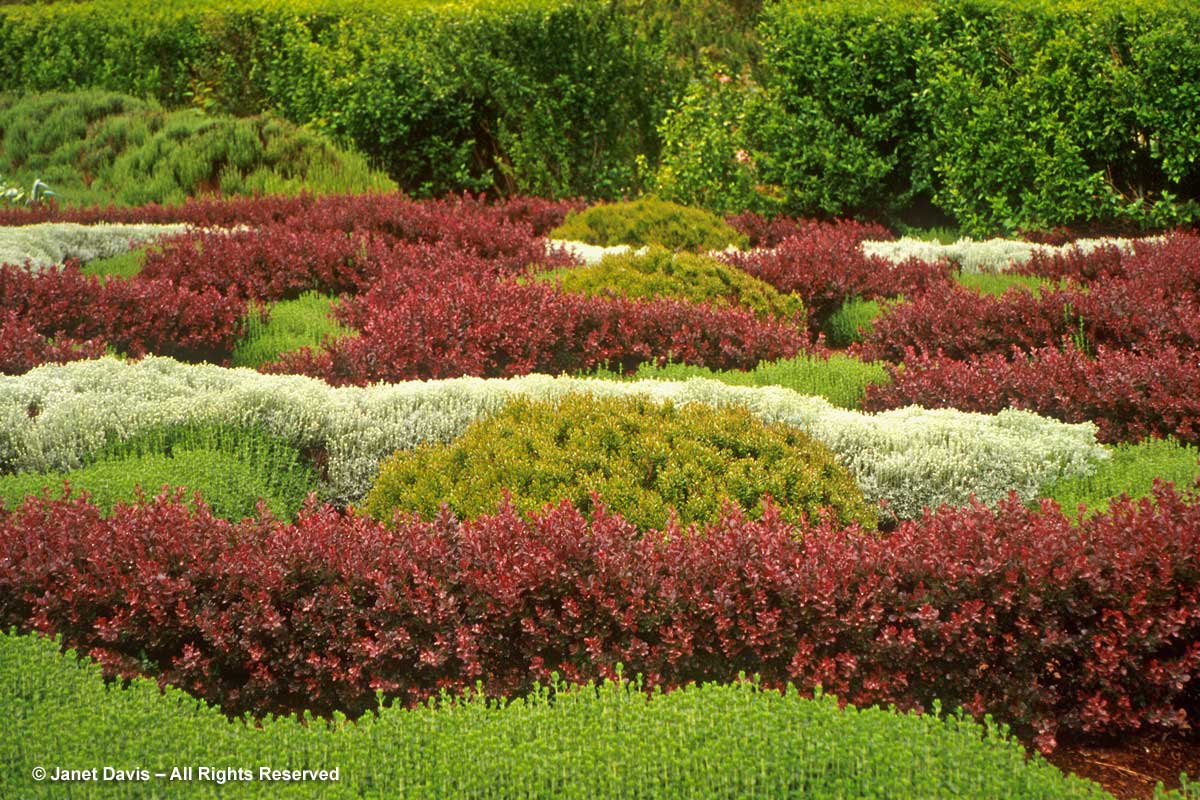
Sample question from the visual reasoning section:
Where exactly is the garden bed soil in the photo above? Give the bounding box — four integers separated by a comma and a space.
1046, 733, 1199, 799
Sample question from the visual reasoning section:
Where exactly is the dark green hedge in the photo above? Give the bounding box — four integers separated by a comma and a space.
0, 0, 674, 199
754, 0, 1200, 234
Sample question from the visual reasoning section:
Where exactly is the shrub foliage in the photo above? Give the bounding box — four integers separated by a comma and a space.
361, 393, 875, 530
1, 488, 1197, 751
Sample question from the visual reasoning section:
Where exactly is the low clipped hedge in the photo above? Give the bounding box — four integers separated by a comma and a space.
0, 0, 671, 199
549, 198, 748, 250
2, 487, 1198, 747
533, 246, 805, 325
2, 631, 1148, 800
0, 91, 394, 206
362, 393, 874, 530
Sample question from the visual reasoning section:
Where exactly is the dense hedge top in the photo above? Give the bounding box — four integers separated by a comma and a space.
756, 0, 1200, 232
1, 631, 1133, 799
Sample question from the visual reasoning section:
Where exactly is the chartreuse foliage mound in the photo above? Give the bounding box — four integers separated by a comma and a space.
549, 198, 748, 250
0, 423, 316, 521
363, 393, 875, 530
0, 91, 395, 206
534, 246, 805, 324
232, 292, 354, 369
1040, 437, 1200, 518
3, 630, 1162, 800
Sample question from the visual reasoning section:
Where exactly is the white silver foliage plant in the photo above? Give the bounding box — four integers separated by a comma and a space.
860, 236, 1156, 274
0, 357, 1107, 518
0, 223, 189, 270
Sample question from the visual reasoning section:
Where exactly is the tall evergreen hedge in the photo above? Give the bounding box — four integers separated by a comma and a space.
0, 0, 674, 199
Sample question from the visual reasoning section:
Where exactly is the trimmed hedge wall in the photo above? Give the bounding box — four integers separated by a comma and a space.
754, 0, 1200, 233
0, 0, 673, 199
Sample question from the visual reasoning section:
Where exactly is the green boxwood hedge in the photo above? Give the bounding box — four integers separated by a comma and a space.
0, 0, 673, 199
754, 0, 1200, 233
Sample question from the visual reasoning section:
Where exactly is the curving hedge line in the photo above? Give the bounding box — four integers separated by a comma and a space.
0, 356, 1106, 518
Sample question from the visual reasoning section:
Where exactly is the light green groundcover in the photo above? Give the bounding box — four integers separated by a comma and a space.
4, 630, 1183, 800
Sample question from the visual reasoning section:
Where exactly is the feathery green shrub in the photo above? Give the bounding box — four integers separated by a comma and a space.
77, 244, 151, 279
3, 629, 1160, 799
1040, 437, 1200, 517
0, 422, 316, 520
0, 91, 394, 206
588, 354, 890, 410
549, 198, 748, 250
534, 247, 804, 324
823, 297, 885, 347
232, 292, 354, 369
363, 393, 875, 530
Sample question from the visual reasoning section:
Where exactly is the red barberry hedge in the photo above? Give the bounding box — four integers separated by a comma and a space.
2, 488, 1197, 752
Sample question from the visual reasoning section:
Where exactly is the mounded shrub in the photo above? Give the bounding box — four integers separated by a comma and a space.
549, 198, 748, 250
532, 246, 805, 325
0, 91, 395, 206
362, 393, 875, 530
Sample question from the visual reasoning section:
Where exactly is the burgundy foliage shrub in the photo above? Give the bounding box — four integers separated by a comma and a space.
724, 213, 892, 249
1, 490, 1197, 752
0, 311, 107, 375
863, 344, 1200, 446
0, 264, 249, 367
268, 270, 808, 385
722, 227, 952, 327
0, 193, 583, 238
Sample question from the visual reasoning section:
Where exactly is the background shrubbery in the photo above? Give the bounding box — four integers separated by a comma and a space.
0, 91, 394, 205
0, 0, 670, 200
3, 0, 1194, 231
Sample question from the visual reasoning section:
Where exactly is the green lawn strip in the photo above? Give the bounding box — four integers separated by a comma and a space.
0, 629, 1147, 799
